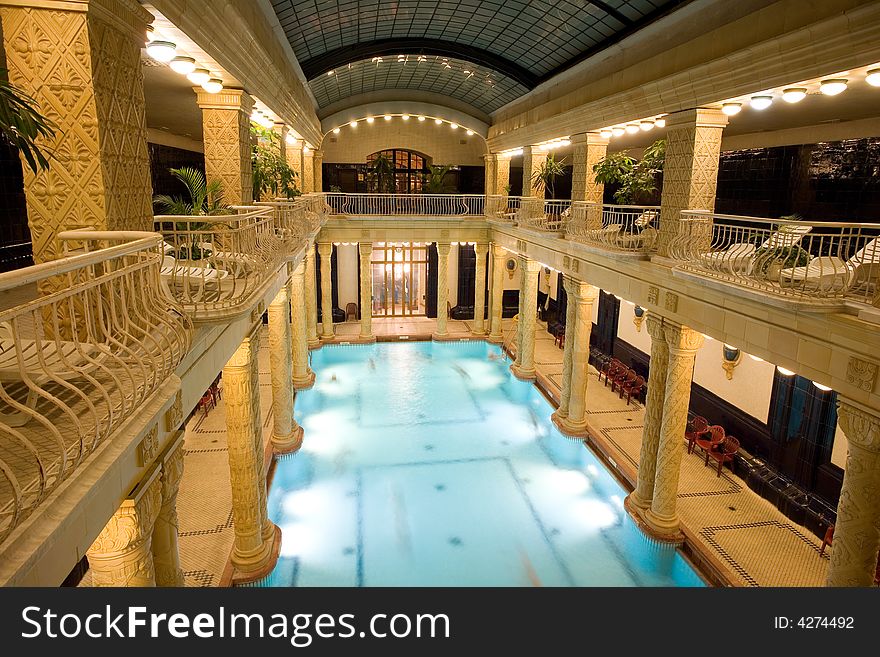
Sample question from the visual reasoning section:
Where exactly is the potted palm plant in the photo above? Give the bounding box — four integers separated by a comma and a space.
530, 153, 566, 199
423, 164, 452, 193
0, 67, 56, 173
366, 152, 395, 193
251, 124, 300, 200
593, 138, 666, 204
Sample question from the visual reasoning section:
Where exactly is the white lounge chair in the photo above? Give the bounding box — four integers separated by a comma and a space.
780, 237, 880, 291
702, 223, 813, 272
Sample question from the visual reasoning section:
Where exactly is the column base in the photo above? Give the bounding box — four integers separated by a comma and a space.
320, 332, 335, 341
487, 334, 504, 345
230, 523, 282, 586
308, 338, 322, 350
293, 370, 316, 390
551, 413, 588, 438
357, 335, 377, 343
510, 363, 537, 381
431, 332, 453, 341
471, 330, 488, 339
272, 425, 303, 455
642, 508, 685, 543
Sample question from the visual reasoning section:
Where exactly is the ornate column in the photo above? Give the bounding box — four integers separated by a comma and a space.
513, 257, 526, 368
551, 276, 578, 424
511, 257, 541, 380
312, 150, 323, 193
656, 108, 728, 257
483, 154, 498, 196
627, 314, 670, 513
496, 155, 511, 196
268, 285, 303, 454
644, 322, 704, 539
359, 242, 374, 341
195, 88, 254, 205
273, 123, 288, 162
826, 401, 880, 587
433, 242, 451, 339
472, 243, 488, 335
554, 280, 598, 436
317, 242, 334, 339
87, 468, 162, 587
151, 435, 185, 587
287, 137, 304, 188
304, 244, 321, 348
222, 327, 278, 577
488, 244, 505, 343
570, 132, 609, 203
290, 260, 315, 388
0, 0, 153, 264
302, 148, 315, 193
521, 146, 548, 198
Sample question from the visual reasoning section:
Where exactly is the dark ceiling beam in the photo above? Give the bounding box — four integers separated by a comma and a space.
588, 1, 634, 27
300, 38, 538, 89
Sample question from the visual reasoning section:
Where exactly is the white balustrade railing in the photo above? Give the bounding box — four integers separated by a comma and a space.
155, 206, 284, 319
566, 204, 661, 254
325, 193, 485, 217
515, 198, 571, 232
485, 195, 523, 222
0, 231, 192, 543
258, 194, 326, 241
670, 211, 880, 307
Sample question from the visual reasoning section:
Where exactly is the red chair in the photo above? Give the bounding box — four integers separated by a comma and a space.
686, 416, 710, 454
695, 424, 725, 456
820, 524, 834, 556
621, 375, 645, 405
705, 436, 739, 476
614, 369, 637, 396
198, 392, 214, 419
599, 358, 621, 386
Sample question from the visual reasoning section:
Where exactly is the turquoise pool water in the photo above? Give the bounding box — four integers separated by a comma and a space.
265, 340, 705, 587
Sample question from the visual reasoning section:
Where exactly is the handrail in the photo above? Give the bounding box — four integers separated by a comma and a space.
565, 203, 660, 255
324, 192, 486, 217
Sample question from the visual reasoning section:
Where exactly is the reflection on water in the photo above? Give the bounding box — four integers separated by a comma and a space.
265, 341, 706, 587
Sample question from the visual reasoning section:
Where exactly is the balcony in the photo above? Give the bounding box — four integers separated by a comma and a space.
325, 193, 486, 217
669, 211, 880, 310
566, 204, 660, 256
0, 231, 192, 544
256, 194, 326, 242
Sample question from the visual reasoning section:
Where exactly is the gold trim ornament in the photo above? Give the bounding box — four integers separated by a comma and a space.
722, 343, 742, 380
633, 305, 645, 332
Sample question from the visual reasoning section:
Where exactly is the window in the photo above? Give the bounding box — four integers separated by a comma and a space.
366, 149, 430, 193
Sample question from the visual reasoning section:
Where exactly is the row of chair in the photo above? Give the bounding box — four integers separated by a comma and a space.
597, 357, 645, 406
686, 415, 740, 476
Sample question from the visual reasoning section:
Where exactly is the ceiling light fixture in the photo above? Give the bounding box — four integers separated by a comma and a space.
600, 128, 613, 138
332, 127, 340, 134
402, 114, 410, 120
782, 87, 807, 103
820, 78, 848, 95
435, 118, 443, 125
750, 95, 773, 110
146, 25, 156, 43
812, 381, 833, 392
202, 78, 223, 94
466, 129, 474, 136
418, 115, 425, 121
384, 114, 392, 121
366, 116, 374, 123
640, 120, 654, 131
327, 70, 334, 76
450, 123, 458, 129
349, 120, 358, 128
169, 56, 196, 75
866, 69, 880, 87
625, 124, 639, 134
776, 366, 796, 376
146, 40, 176, 62
612, 126, 625, 137
721, 102, 742, 116
654, 117, 666, 128
187, 68, 211, 85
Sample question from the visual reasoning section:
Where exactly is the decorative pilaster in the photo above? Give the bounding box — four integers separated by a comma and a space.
359, 242, 374, 341
483, 154, 498, 196
87, 468, 162, 587
151, 435, 185, 587
514, 255, 526, 368
433, 242, 451, 339
496, 156, 511, 196
644, 322, 704, 539
656, 108, 728, 257
302, 148, 314, 193
628, 314, 669, 512
488, 244, 505, 344
222, 328, 279, 577
312, 150, 323, 193
826, 401, 880, 587
273, 123, 287, 162
551, 276, 578, 422
289, 260, 315, 387
195, 88, 254, 205
317, 242, 334, 339
571, 132, 609, 203
472, 243, 488, 335
268, 285, 303, 454
0, 0, 154, 263
304, 244, 320, 348
510, 257, 541, 380
521, 146, 547, 199
287, 137, 304, 187
553, 280, 598, 436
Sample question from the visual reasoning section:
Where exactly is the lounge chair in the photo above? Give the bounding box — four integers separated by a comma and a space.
702, 224, 812, 272
779, 237, 880, 291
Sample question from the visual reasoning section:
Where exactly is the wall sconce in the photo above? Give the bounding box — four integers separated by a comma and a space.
721, 343, 741, 380
505, 256, 518, 280
633, 305, 645, 332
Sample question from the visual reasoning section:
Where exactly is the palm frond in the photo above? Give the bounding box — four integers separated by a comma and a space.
0, 68, 57, 174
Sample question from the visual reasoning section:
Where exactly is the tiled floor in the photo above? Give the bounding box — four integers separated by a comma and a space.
172, 317, 831, 587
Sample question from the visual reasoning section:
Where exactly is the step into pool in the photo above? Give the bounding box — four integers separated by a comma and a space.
265, 340, 705, 587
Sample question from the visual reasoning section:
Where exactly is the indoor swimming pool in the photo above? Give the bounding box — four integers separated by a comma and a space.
265, 341, 705, 587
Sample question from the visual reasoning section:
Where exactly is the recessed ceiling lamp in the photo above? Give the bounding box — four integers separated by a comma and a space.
169, 56, 196, 75
813, 381, 833, 391
466, 129, 474, 135
303, 145, 311, 154
435, 118, 443, 125
776, 366, 796, 376
654, 117, 666, 128
867, 69, 880, 87
721, 102, 742, 116
748, 354, 764, 362
327, 70, 334, 76
402, 114, 410, 120
349, 120, 358, 128
782, 87, 807, 103
640, 120, 653, 131
146, 25, 156, 43
188, 68, 211, 85
750, 95, 773, 110
332, 127, 341, 134
146, 40, 176, 62
418, 115, 425, 121
366, 116, 374, 123
286, 133, 295, 144
384, 114, 392, 121
450, 123, 458, 129
612, 126, 625, 137
625, 124, 639, 134
820, 78, 848, 95
599, 128, 613, 138
202, 78, 223, 94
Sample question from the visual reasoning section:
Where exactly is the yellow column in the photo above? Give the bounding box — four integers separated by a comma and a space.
151, 434, 185, 587
268, 285, 303, 454
483, 154, 498, 196
287, 137, 304, 190
627, 314, 669, 513
290, 260, 315, 388
826, 400, 880, 586
359, 242, 374, 340
87, 468, 162, 587
196, 88, 254, 205
521, 146, 547, 199
222, 327, 278, 577
554, 280, 598, 436
313, 150, 323, 193
496, 155, 511, 196
551, 276, 578, 424
317, 242, 334, 339
472, 243, 488, 335
273, 122, 287, 163
0, 0, 153, 263
570, 132, 608, 203
304, 243, 320, 348
302, 148, 315, 193
644, 322, 704, 539
433, 242, 451, 339
488, 244, 505, 343
511, 257, 541, 380
657, 108, 728, 257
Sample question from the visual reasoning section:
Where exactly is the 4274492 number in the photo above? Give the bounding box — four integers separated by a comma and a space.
774, 617, 854, 629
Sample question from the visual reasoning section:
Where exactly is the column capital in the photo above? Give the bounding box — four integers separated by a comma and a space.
837, 400, 880, 453
571, 132, 609, 147
482, 153, 499, 163
159, 432, 185, 501
287, 137, 304, 151
645, 312, 665, 341
569, 280, 599, 303
520, 256, 543, 273
436, 241, 451, 256
358, 242, 373, 256
225, 324, 261, 369
491, 243, 506, 258
194, 88, 254, 113
90, 467, 162, 556
317, 241, 333, 256
665, 107, 729, 130
663, 321, 704, 353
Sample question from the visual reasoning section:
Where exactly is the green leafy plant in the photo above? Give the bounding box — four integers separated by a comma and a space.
593, 138, 666, 204
251, 124, 300, 200
423, 164, 453, 193
329, 184, 343, 192
0, 67, 56, 173
753, 244, 811, 276
154, 167, 230, 216
503, 183, 512, 195
366, 152, 395, 193
530, 153, 566, 198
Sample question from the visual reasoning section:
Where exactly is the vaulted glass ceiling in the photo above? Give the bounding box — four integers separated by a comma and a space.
271, 0, 683, 113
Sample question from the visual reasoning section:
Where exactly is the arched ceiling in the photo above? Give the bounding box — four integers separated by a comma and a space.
270, 0, 685, 113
